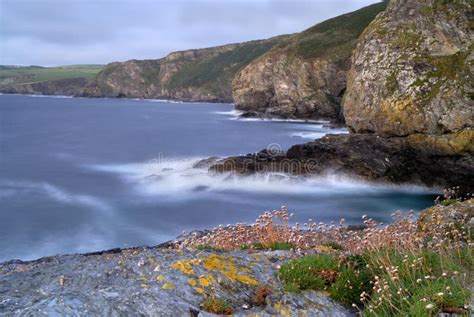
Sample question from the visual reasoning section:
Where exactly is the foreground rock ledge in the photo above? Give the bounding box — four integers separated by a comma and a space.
0, 249, 351, 316
209, 133, 474, 192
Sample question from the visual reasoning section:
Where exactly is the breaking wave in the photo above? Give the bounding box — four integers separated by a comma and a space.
85, 158, 434, 200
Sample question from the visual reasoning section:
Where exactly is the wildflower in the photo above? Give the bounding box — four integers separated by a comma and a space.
416, 279, 422, 284
437, 292, 444, 297
426, 303, 434, 310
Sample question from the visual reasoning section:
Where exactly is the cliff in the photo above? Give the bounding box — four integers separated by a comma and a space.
81, 38, 285, 102
0, 77, 88, 96
343, 0, 473, 152
232, 2, 387, 121
211, 0, 473, 191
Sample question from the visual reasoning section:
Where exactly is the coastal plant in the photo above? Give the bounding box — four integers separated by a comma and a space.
253, 285, 273, 306
201, 297, 233, 315
180, 199, 473, 315
195, 244, 225, 252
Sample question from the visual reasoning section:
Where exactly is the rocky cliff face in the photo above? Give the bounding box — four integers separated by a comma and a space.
0, 77, 89, 96
82, 38, 284, 102
232, 2, 387, 121
343, 0, 473, 142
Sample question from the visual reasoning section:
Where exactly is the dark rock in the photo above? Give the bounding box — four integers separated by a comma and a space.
210, 134, 474, 192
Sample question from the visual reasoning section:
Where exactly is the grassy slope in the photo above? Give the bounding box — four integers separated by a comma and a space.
166, 37, 285, 94
273, 1, 387, 61
0, 65, 104, 85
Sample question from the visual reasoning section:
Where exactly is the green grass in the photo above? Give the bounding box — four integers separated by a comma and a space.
0, 65, 103, 85
166, 38, 282, 92
329, 255, 373, 307
279, 254, 338, 291
195, 244, 226, 252
293, 1, 387, 60
441, 198, 458, 206
279, 247, 471, 315
241, 241, 294, 251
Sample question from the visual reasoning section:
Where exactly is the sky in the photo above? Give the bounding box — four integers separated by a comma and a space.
1, 0, 380, 66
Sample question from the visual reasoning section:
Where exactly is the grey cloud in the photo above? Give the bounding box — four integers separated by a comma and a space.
0, 0, 380, 66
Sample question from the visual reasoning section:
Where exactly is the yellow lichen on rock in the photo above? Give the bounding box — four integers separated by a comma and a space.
202, 254, 258, 285
407, 129, 474, 155
170, 259, 196, 275
162, 282, 176, 290
195, 287, 204, 294
198, 275, 214, 287
188, 278, 197, 287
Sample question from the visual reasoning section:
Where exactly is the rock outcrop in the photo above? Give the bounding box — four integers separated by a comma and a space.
232, 2, 387, 121
214, 0, 473, 191
0, 248, 352, 316
82, 37, 285, 102
343, 0, 473, 139
209, 133, 474, 192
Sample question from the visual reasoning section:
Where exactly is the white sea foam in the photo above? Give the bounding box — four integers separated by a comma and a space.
85, 159, 434, 200
292, 126, 348, 139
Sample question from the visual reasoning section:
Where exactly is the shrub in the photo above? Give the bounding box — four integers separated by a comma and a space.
201, 297, 233, 315
254, 285, 272, 306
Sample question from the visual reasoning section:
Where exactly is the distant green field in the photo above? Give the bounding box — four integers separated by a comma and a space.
0, 65, 104, 85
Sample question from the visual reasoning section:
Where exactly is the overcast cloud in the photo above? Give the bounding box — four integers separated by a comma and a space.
1, 0, 380, 66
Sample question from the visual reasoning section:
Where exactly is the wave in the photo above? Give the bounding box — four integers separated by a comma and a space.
0, 179, 112, 212
292, 125, 348, 139
85, 159, 434, 200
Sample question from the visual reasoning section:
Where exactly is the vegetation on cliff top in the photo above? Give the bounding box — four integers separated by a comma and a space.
0, 65, 103, 86
275, 1, 387, 61
166, 38, 283, 93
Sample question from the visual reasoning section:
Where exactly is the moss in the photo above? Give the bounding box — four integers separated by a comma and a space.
393, 26, 421, 49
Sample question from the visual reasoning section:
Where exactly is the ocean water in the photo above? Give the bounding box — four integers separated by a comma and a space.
0, 94, 435, 262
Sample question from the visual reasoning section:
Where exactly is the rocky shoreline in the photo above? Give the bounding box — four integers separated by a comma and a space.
208, 132, 474, 193
1, 200, 472, 316
0, 245, 353, 316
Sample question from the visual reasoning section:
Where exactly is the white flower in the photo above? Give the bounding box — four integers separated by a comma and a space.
426, 303, 434, 310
